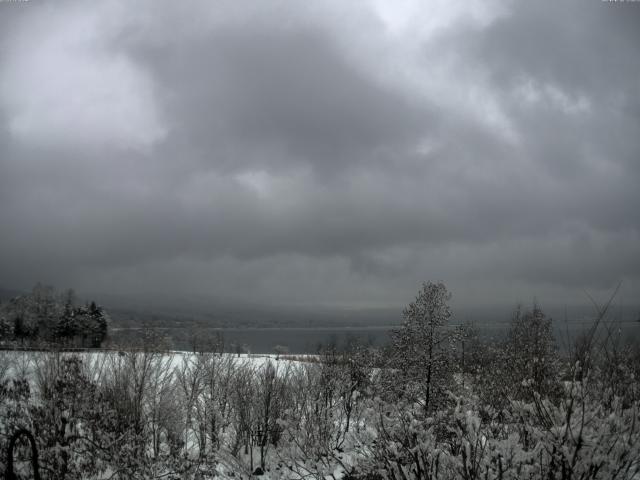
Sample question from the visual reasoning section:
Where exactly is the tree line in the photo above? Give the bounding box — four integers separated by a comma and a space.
0, 284, 108, 348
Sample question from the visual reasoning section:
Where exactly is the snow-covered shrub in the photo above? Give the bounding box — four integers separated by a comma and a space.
0, 375, 32, 475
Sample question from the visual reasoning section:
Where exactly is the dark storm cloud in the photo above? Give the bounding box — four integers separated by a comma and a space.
141, 28, 435, 175
0, 0, 638, 307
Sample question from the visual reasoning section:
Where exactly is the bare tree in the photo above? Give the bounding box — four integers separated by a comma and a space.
391, 282, 458, 413
504, 303, 561, 401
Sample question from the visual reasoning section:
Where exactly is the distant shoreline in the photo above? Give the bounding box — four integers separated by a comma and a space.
109, 319, 639, 331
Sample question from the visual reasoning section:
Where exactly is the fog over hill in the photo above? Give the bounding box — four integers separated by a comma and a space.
4, 285, 637, 333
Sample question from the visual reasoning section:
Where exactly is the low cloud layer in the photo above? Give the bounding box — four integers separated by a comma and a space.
1, 0, 639, 308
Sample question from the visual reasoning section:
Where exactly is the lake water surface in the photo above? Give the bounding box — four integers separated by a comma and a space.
111, 320, 640, 354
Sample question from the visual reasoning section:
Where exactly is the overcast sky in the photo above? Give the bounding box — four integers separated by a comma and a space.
0, 0, 639, 309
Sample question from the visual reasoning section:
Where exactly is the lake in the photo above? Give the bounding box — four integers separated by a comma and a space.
110, 319, 640, 354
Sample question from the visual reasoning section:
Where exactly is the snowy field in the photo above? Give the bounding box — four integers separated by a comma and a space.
0, 349, 311, 378
1, 348, 357, 480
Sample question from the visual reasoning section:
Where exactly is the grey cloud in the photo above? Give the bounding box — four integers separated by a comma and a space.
0, 0, 638, 309
136, 28, 435, 177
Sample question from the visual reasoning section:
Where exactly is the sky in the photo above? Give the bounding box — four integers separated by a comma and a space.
0, 0, 639, 310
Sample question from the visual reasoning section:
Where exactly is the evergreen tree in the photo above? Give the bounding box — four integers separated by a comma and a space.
13, 315, 33, 344
0, 313, 12, 341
